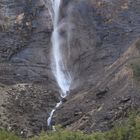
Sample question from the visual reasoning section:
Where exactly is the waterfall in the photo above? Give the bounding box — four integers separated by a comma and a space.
47, 101, 62, 126
45, 0, 72, 127
51, 0, 72, 98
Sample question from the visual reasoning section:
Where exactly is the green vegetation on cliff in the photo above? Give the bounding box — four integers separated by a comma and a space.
0, 114, 140, 140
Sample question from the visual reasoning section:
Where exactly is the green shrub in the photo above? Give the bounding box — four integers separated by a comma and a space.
105, 114, 140, 140
29, 127, 91, 140
0, 114, 140, 140
29, 115, 140, 140
0, 130, 21, 140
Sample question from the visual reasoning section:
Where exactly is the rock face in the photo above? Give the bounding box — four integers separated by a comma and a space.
0, 0, 140, 137
54, 0, 140, 132
0, 0, 58, 137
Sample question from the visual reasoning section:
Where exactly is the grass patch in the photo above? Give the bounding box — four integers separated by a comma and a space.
0, 113, 140, 140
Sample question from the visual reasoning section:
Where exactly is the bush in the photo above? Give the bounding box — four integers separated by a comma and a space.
0, 114, 140, 140
0, 130, 21, 140
29, 114, 140, 140
105, 114, 140, 140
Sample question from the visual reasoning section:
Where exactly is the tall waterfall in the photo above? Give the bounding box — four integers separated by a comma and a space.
45, 0, 72, 127
50, 0, 72, 98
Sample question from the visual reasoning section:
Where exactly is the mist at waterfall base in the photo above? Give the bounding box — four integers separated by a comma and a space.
46, 0, 72, 127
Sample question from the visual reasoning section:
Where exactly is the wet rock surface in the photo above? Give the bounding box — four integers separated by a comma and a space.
0, 0, 140, 137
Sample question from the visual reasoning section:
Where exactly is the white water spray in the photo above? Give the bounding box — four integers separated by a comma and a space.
46, 0, 72, 127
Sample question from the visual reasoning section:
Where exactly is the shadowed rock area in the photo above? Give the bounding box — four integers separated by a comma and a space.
0, 0, 140, 137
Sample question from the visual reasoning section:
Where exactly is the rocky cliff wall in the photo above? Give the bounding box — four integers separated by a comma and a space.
0, 0, 140, 137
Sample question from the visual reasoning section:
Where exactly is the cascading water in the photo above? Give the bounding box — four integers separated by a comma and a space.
45, 0, 72, 127
47, 101, 62, 126
51, 0, 72, 98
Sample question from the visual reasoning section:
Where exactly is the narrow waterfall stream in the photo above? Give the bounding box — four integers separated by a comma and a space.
45, 0, 72, 127
47, 101, 62, 127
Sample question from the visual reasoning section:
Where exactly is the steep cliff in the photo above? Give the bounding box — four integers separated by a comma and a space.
0, 0, 140, 137
54, 0, 140, 132
0, 0, 58, 137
